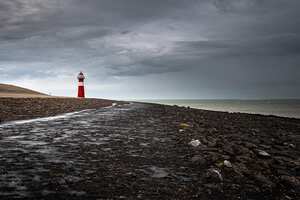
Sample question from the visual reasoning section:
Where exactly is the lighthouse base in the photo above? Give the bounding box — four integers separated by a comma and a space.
78, 86, 85, 98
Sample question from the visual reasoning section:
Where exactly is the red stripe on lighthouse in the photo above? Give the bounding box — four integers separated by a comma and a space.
78, 85, 85, 98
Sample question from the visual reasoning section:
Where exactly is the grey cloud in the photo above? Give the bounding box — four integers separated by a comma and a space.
173, 33, 300, 58
0, 0, 299, 98
212, 0, 265, 12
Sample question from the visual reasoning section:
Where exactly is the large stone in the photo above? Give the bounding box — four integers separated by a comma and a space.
280, 175, 300, 188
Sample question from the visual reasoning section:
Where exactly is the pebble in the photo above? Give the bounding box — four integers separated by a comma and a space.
224, 160, 232, 168
206, 169, 223, 182
179, 123, 190, 128
289, 144, 296, 148
150, 166, 169, 178
257, 149, 271, 157
280, 175, 300, 187
189, 139, 201, 147
191, 155, 201, 162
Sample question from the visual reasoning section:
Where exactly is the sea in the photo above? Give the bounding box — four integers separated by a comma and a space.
140, 99, 300, 119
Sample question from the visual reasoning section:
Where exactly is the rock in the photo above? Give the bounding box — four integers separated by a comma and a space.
280, 175, 300, 188
206, 138, 217, 147
191, 155, 202, 162
244, 142, 257, 149
284, 195, 292, 200
189, 139, 201, 147
179, 123, 190, 128
254, 174, 273, 188
205, 169, 223, 182
207, 127, 218, 134
223, 145, 234, 155
259, 144, 271, 149
257, 149, 271, 157
150, 166, 169, 178
289, 143, 296, 149
58, 178, 66, 185
233, 145, 250, 155
191, 155, 207, 167
68, 191, 86, 196
224, 160, 233, 168
203, 183, 223, 195
216, 160, 233, 168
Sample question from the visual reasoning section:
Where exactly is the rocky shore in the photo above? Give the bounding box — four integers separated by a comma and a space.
0, 97, 115, 123
0, 102, 299, 199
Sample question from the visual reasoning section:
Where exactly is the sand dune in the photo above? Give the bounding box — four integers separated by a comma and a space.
0, 84, 48, 97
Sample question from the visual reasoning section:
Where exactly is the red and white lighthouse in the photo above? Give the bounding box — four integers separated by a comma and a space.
77, 71, 85, 98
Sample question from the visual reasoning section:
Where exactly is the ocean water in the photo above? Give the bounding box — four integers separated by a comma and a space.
141, 99, 300, 119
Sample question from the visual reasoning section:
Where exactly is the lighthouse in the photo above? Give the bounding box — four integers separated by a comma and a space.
77, 71, 85, 98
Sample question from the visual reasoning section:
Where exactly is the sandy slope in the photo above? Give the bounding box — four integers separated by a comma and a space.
0, 83, 48, 97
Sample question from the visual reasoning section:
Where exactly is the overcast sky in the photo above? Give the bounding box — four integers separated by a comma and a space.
0, 0, 299, 99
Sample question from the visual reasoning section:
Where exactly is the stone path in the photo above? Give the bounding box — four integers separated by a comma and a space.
0, 103, 192, 199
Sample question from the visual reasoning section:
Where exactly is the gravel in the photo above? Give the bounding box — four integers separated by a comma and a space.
0, 102, 299, 199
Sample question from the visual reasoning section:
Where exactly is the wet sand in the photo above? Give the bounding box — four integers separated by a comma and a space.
0, 102, 299, 199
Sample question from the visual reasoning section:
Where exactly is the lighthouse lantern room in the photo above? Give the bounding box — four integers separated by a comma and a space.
77, 71, 85, 98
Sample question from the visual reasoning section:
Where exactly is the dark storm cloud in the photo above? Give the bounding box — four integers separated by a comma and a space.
175, 34, 300, 58
0, 0, 299, 98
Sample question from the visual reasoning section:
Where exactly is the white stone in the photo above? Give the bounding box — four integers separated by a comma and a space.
189, 139, 201, 147
224, 160, 232, 168
257, 149, 270, 157
209, 169, 223, 181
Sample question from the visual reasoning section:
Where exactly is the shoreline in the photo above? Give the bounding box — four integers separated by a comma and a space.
138, 99, 300, 119
138, 101, 300, 121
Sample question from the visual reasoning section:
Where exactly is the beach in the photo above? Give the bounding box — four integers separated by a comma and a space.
0, 99, 299, 199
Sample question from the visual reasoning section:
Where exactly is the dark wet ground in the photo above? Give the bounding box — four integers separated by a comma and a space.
0, 103, 299, 199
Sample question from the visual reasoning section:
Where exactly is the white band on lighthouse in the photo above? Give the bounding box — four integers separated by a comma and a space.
78, 82, 84, 86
